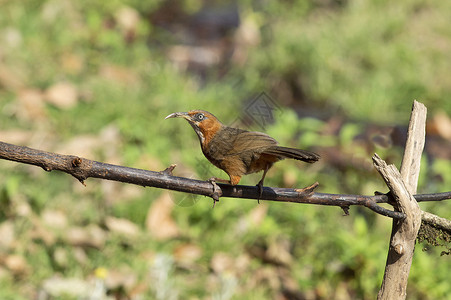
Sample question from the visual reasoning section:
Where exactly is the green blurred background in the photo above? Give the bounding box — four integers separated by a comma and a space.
0, 0, 450, 299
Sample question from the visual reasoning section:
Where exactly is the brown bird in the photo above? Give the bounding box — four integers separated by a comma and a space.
165, 110, 320, 201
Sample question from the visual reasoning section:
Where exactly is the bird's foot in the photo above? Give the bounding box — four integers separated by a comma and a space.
256, 180, 264, 204
208, 177, 222, 208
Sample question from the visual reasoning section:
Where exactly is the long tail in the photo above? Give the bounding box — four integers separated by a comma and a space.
263, 146, 320, 163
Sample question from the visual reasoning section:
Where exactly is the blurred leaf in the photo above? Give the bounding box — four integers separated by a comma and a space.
105, 216, 140, 237
339, 123, 361, 146
45, 82, 78, 110
145, 192, 180, 240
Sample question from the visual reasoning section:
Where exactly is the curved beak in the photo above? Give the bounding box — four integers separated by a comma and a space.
165, 112, 189, 120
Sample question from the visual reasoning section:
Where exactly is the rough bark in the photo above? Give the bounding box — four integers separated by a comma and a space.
376, 101, 426, 300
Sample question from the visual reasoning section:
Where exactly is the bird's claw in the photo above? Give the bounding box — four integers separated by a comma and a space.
256, 180, 264, 204
208, 177, 221, 208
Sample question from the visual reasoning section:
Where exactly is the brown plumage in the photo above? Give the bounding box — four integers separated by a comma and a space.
165, 110, 320, 198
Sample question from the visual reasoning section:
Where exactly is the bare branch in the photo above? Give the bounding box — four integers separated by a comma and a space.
0, 140, 450, 222
377, 100, 426, 300
374, 154, 422, 300
421, 211, 451, 233
400, 101, 427, 192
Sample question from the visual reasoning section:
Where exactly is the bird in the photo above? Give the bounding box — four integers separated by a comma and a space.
165, 110, 320, 203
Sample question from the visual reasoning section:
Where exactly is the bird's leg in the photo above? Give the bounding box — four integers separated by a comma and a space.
208, 177, 227, 208
256, 165, 270, 204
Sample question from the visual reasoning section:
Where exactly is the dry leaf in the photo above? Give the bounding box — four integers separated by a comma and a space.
53, 247, 69, 268
105, 216, 140, 237
0, 130, 34, 145
2, 27, 22, 48
235, 204, 268, 234
247, 203, 268, 226
101, 181, 123, 206
432, 111, 451, 140
145, 191, 180, 240
15, 200, 32, 217
167, 45, 220, 70
282, 169, 297, 187
211, 252, 250, 277
115, 6, 140, 32
235, 254, 251, 274
55, 134, 100, 158
0, 63, 24, 91
211, 252, 234, 274
251, 266, 280, 290
0, 221, 15, 250
136, 153, 164, 172
73, 247, 88, 265
65, 225, 106, 249
99, 64, 138, 85
99, 124, 122, 163
101, 181, 145, 207
60, 52, 84, 74
88, 225, 108, 247
0, 266, 9, 281
232, 15, 261, 65
119, 184, 145, 201
16, 88, 47, 121
4, 254, 29, 276
42, 277, 90, 297
42, 209, 68, 229
45, 81, 78, 109
267, 237, 293, 266
65, 227, 92, 247
104, 268, 137, 291
235, 15, 260, 46
334, 282, 352, 300
30, 217, 56, 246
173, 243, 203, 264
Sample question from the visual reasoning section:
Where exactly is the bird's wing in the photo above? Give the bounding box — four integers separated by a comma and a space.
225, 131, 278, 156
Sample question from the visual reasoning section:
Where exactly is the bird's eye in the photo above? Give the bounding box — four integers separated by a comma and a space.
196, 113, 205, 121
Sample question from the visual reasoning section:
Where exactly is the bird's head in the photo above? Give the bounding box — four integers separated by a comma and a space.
165, 110, 223, 145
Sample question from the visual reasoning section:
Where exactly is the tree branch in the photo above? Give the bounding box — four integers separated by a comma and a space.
0, 140, 450, 222
377, 100, 425, 300
421, 211, 451, 233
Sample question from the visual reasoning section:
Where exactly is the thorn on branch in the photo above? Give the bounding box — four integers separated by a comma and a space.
159, 164, 177, 176
72, 174, 87, 187
341, 206, 350, 216
41, 165, 51, 172
295, 182, 319, 196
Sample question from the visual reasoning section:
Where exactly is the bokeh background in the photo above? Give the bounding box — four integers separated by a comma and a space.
1, 0, 450, 299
